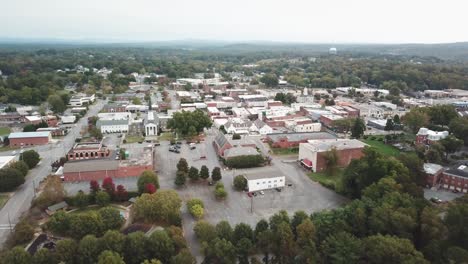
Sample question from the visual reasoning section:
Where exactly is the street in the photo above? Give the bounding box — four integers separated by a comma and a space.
0, 99, 106, 248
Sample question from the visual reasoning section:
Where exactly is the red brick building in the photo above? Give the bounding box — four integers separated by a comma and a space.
267, 132, 336, 149
436, 162, 468, 193
62, 160, 153, 182
67, 141, 110, 161
44, 115, 59, 127
298, 139, 367, 172
416, 128, 449, 146
9, 131, 51, 147
213, 132, 256, 157
423, 163, 444, 187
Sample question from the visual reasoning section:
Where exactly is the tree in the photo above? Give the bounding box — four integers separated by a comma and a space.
98, 250, 125, 264
216, 221, 234, 242
175, 170, 187, 186
0, 168, 25, 192
12, 219, 34, 244
171, 249, 196, 264
384, 119, 394, 131
440, 135, 463, 158
96, 191, 111, 206
34, 175, 66, 209
203, 238, 237, 264
188, 166, 199, 181
233, 175, 247, 191
8, 161, 29, 177
393, 114, 400, 125
232, 133, 241, 140
449, 117, 468, 145
200, 165, 210, 180
74, 190, 89, 208
33, 248, 56, 264
123, 231, 148, 264
133, 191, 182, 223
48, 94, 66, 113
272, 222, 296, 263
89, 127, 103, 140
68, 212, 104, 238
78, 235, 100, 264
2, 246, 32, 264
98, 207, 124, 230
321, 232, 363, 264
90, 180, 100, 194
194, 220, 217, 243
445, 197, 468, 248
20, 150, 40, 169
102, 177, 115, 197
137, 170, 160, 193
426, 143, 444, 163
177, 158, 189, 173
260, 73, 279, 87
132, 97, 142, 105
100, 230, 125, 253
148, 230, 176, 263
55, 239, 78, 264
115, 184, 128, 202
211, 167, 222, 182
332, 118, 355, 134
236, 238, 253, 264
351, 118, 366, 139
363, 234, 427, 264
233, 223, 254, 244
322, 147, 339, 176
167, 110, 212, 136
402, 108, 430, 133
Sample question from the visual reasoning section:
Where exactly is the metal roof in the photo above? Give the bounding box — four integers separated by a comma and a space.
63, 160, 119, 173
9, 131, 51, 139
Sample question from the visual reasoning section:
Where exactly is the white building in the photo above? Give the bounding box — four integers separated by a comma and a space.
96, 119, 129, 133
145, 111, 158, 136
0, 156, 17, 170
285, 120, 321, 133
245, 173, 285, 192
251, 119, 273, 135
60, 115, 76, 124
69, 93, 95, 106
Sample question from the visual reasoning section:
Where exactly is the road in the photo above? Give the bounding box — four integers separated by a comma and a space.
0, 99, 106, 248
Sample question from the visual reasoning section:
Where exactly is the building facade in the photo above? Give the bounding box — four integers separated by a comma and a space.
9, 131, 51, 147
245, 174, 286, 192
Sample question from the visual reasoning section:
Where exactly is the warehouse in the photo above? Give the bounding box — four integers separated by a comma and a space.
9, 131, 51, 147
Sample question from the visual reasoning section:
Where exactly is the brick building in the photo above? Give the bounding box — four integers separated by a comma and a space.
423, 163, 444, 187
416, 128, 449, 145
437, 162, 468, 193
298, 139, 367, 172
43, 115, 59, 127
9, 131, 51, 147
213, 132, 256, 157
267, 132, 336, 149
67, 141, 110, 161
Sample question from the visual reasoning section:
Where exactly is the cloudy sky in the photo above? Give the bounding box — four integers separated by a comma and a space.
1, 0, 467, 43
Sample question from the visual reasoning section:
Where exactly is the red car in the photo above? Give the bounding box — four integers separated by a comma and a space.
200, 155, 207, 159
247, 192, 253, 197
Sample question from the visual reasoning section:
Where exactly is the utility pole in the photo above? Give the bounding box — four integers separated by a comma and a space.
7, 212, 12, 233
32, 180, 37, 198
250, 196, 253, 213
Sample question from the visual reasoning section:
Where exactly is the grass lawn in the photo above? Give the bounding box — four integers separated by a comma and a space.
0, 193, 10, 209
271, 147, 299, 155
0, 127, 11, 136
158, 132, 174, 141
308, 169, 344, 191
361, 137, 400, 156
0, 145, 18, 152
124, 135, 145, 144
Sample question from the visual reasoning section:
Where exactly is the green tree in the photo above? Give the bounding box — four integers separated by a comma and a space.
260, 74, 279, 87
148, 230, 176, 263
177, 158, 189, 173
1, 246, 32, 264
440, 135, 463, 158
236, 238, 253, 264
384, 119, 394, 131
132, 97, 142, 105
34, 175, 65, 209
402, 108, 430, 133
48, 94, 66, 113
20, 150, 40, 169
233, 175, 247, 191
98, 207, 124, 231
187, 198, 204, 219
78, 235, 100, 264
171, 249, 196, 264
321, 232, 363, 264
95, 191, 111, 206
55, 239, 78, 264
175, 170, 187, 186
98, 250, 125, 264
47, 210, 70, 235
0, 168, 25, 192
445, 197, 468, 248
363, 234, 427, 264
68, 212, 104, 238
449, 117, 468, 145
32, 248, 55, 264
214, 182, 227, 200
12, 220, 34, 245
393, 114, 400, 124
351, 118, 366, 139
100, 230, 125, 253
188, 166, 199, 181
272, 222, 296, 263
332, 118, 355, 134
123, 231, 148, 264
8, 161, 29, 177
199, 165, 210, 180
322, 147, 339, 176
137, 170, 160, 193
133, 191, 182, 223
194, 220, 217, 243
216, 221, 233, 242
426, 143, 444, 163
203, 238, 237, 264
211, 167, 222, 182
167, 110, 212, 136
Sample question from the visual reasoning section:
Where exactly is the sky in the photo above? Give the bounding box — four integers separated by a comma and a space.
1, 0, 468, 44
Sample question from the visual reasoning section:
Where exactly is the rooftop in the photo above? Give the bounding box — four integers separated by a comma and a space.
63, 160, 119, 173
302, 139, 368, 152
243, 168, 285, 180
224, 146, 259, 158
9, 131, 51, 139
268, 132, 336, 143
444, 161, 468, 178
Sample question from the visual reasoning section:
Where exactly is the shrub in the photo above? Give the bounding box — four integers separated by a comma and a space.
96, 191, 111, 206
98, 207, 124, 231
175, 171, 187, 186
211, 167, 222, 182
12, 219, 34, 245
137, 170, 160, 193
233, 175, 247, 191
225, 155, 264, 168
187, 199, 204, 219
214, 182, 227, 200
199, 165, 210, 180
377, 137, 384, 141
188, 166, 199, 181
232, 133, 241, 140
0, 168, 25, 192
8, 161, 29, 177
20, 150, 40, 169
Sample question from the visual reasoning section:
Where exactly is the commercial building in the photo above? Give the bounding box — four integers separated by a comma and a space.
69, 93, 95, 106
416, 128, 449, 145
367, 119, 388, 130
224, 146, 259, 159
439, 162, 468, 193
36, 127, 65, 136
244, 170, 285, 192
298, 139, 367, 172
67, 141, 110, 161
267, 132, 336, 149
96, 119, 129, 133
423, 163, 444, 187
60, 115, 76, 124
145, 111, 159, 136
9, 131, 51, 147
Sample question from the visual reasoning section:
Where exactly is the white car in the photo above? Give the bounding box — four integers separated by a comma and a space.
259, 190, 265, 195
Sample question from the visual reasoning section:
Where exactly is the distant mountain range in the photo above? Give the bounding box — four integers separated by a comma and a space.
1, 38, 468, 61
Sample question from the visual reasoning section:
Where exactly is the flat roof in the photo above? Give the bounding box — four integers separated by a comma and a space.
268, 132, 336, 143
244, 169, 285, 180
303, 139, 367, 152
9, 131, 50, 139
63, 160, 119, 173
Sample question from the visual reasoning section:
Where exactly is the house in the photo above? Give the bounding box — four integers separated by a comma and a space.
96, 119, 129, 133
367, 119, 388, 130
224, 119, 252, 134
267, 132, 336, 149
244, 170, 285, 192
423, 163, 444, 187
252, 119, 273, 135
145, 111, 159, 136
0, 112, 22, 123
213, 132, 257, 157
23, 116, 42, 125
298, 139, 367, 172
9, 131, 51, 147
416, 128, 449, 145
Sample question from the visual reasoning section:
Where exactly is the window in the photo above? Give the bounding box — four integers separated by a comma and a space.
279, 179, 283, 182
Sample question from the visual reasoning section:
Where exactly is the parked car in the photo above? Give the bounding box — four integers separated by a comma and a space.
252, 192, 257, 197
154, 141, 160, 146
275, 188, 282, 192
259, 190, 265, 195
189, 143, 196, 150
200, 155, 207, 159
430, 197, 442, 203
452, 189, 460, 193
247, 192, 253, 197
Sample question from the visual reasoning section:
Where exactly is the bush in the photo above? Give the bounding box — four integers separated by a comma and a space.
175, 171, 187, 186
377, 137, 384, 141
188, 166, 199, 181
187, 199, 204, 219
96, 191, 111, 206
98, 207, 124, 231
214, 182, 227, 200
211, 167, 222, 182
225, 155, 264, 168
20, 150, 40, 169
12, 219, 34, 245
233, 175, 247, 191
8, 161, 29, 177
0, 168, 25, 192
370, 136, 376, 140
137, 170, 160, 193
199, 165, 210, 180
133, 190, 182, 223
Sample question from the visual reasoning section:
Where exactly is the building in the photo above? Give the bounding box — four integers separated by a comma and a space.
0, 156, 17, 169
252, 119, 273, 135
36, 127, 65, 137
67, 141, 110, 161
320, 114, 344, 128
145, 111, 159, 136
102, 103, 127, 113
224, 146, 259, 160
423, 163, 444, 187
267, 132, 337, 149
213, 132, 257, 157
96, 119, 129, 134
69, 93, 95, 106
439, 162, 468, 193
367, 119, 388, 130
239, 94, 268, 107
298, 139, 367, 172
23, 116, 42, 125
416, 128, 449, 145
9, 131, 51, 147
244, 170, 285, 192
60, 115, 76, 124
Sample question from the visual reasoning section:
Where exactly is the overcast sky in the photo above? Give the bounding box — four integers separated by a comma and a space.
1, 0, 467, 44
